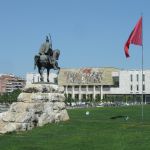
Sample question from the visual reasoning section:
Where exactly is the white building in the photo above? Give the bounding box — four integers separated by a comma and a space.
26, 72, 57, 85
110, 70, 150, 95
26, 68, 150, 103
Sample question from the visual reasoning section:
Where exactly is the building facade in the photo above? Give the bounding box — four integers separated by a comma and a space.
0, 74, 25, 94
58, 67, 119, 100
26, 68, 150, 103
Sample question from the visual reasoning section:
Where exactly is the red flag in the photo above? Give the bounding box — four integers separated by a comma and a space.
124, 17, 142, 57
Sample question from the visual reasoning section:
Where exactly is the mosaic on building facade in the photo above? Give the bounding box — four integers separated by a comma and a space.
58, 68, 119, 85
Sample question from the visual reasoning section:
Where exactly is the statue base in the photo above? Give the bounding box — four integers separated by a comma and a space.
0, 83, 69, 134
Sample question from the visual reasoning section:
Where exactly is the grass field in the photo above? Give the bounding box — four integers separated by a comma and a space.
1, 105, 150, 150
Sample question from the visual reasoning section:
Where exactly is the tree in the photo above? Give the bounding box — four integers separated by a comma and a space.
0, 89, 21, 104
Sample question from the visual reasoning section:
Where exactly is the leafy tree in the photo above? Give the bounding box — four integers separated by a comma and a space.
0, 89, 21, 104
95, 95, 101, 103
64, 94, 73, 106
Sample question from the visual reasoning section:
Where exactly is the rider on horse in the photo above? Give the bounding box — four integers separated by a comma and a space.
38, 36, 57, 70
34, 35, 60, 82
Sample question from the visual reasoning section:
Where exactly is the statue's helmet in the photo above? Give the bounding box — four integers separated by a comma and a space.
46, 36, 49, 42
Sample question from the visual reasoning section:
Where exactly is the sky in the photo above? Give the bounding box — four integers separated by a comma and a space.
0, 0, 149, 78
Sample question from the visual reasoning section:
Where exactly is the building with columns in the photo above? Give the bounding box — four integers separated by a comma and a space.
58, 67, 119, 101
58, 68, 150, 102
26, 68, 150, 102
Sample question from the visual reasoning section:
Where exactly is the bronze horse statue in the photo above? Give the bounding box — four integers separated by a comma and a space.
34, 49, 60, 82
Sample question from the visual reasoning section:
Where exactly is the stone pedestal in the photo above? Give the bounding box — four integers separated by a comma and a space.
0, 83, 69, 134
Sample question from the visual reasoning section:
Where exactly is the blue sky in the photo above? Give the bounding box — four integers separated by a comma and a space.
0, 0, 149, 77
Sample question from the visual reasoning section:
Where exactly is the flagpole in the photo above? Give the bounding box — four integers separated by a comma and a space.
124, 15, 144, 120
141, 40, 144, 121
141, 14, 144, 121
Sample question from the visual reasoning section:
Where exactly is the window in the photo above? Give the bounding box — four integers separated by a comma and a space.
75, 94, 79, 99
130, 74, 133, 82
87, 94, 93, 100
82, 94, 86, 100
136, 74, 139, 82
136, 85, 139, 91
67, 86, 72, 91
143, 74, 145, 81
130, 85, 133, 91
74, 86, 79, 91
143, 84, 145, 91
95, 85, 100, 91
75, 85, 79, 88
113, 77, 119, 87
81, 86, 86, 91
88, 85, 93, 91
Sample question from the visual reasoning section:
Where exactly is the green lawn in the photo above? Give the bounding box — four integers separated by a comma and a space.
1, 105, 150, 150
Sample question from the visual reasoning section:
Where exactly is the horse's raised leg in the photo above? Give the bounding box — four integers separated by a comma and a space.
47, 68, 50, 82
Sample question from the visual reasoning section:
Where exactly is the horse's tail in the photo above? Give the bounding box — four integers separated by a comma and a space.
34, 55, 39, 70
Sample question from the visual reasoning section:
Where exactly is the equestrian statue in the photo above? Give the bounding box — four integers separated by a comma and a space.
34, 35, 60, 82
